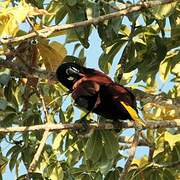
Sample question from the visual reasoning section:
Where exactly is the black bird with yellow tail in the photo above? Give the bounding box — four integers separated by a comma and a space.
56, 62, 145, 126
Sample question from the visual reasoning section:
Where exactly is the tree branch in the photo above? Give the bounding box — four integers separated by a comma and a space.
119, 135, 148, 146
120, 128, 140, 180
152, 160, 180, 168
0, 0, 177, 45
28, 86, 52, 172
0, 120, 179, 134
28, 130, 50, 172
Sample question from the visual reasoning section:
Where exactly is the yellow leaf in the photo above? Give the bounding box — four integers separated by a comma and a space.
121, 71, 133, 84
164, 132, 180, 150
28, 6, 53, 17
0, 1, 28, 37
143, 102, 180, 121
132, 156, 148, 168
172, 62, 180, 76
153, 133, 165, 157
0, 0, 11, 8
37, 41, 67, 71
49, 41, 67, 60
52, 131, 67, 150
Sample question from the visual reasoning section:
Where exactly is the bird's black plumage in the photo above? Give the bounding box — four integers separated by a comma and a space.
56, 62, 138, 122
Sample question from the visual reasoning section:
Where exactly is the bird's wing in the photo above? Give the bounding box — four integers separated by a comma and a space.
72, 80, 100, 97
72, 80, 101, 110
105, 84, 145, 126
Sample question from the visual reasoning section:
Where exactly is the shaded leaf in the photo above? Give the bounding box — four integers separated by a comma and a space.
84, 130, 103, 163
100, 130, 119, 160
37, 41, 67, 71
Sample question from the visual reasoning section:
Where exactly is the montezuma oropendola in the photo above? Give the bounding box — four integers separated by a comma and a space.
56, 62, 144, 126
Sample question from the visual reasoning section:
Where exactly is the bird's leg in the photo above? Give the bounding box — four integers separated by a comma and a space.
79, 111, 91, 130
79, 93, 101, 132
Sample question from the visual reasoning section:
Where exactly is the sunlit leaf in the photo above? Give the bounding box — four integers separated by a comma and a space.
37, 41, 67, 71
164, 131, 180, 150
151, 2, 177, 19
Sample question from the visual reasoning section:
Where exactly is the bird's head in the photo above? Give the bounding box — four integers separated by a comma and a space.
56, 62, 86, 90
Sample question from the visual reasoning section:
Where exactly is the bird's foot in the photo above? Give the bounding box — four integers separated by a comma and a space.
72, 118, 90, 134
81, 118, 89, 131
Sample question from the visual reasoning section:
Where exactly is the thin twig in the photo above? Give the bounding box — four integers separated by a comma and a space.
0, 0, 177, 45
120, 128, 141, 180
36, 87, 51, 123
119, 136, 148, 146
26, 17, 39, 35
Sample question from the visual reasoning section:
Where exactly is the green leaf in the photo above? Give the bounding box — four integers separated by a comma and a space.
0, 112, 17, 127
17, 173, 43, 180
52, 131, 66, 150
84, 130, 103, 163
50, 166, 64, 180
153, 133, 165, 158
9, 150, 20, 171
67, 0, 77, 6
148, 170, 162, 180
100, 130, 119, 160
98, 148, 114, 175
59, 109, 66, 123
164, 131, 180, 151
66, 104, 74, 120
55, 6, 67, 24
0, 154, 8, 174
94, 171, 103, 180
151, 2, 177, 20
66, 4, 90, 48
43, 1, 62, 25
155, 36, 167, 61
163, 169, 175, 180
99, 42, 124, 74
0, 68, 10, 86
105, 169, 120, 180
0, 99, 7, 110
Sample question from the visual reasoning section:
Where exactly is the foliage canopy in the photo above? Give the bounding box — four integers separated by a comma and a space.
0, 0, 179, 179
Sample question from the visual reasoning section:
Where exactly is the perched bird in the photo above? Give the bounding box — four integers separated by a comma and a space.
56, 62, 144, 126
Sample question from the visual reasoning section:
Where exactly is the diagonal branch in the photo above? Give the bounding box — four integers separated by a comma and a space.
28, 130, 50, 173
0, 0, 177, 45
28, 86, 51, 173
120, 128, 140, 180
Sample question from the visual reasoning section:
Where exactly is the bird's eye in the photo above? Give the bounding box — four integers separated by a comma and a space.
66, 67, 79, 75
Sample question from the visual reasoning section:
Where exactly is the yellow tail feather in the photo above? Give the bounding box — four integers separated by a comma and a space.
119, 101, 145, 126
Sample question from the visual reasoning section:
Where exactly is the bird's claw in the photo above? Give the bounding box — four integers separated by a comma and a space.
72, 118, 90, 134
81, 118, 89, 131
